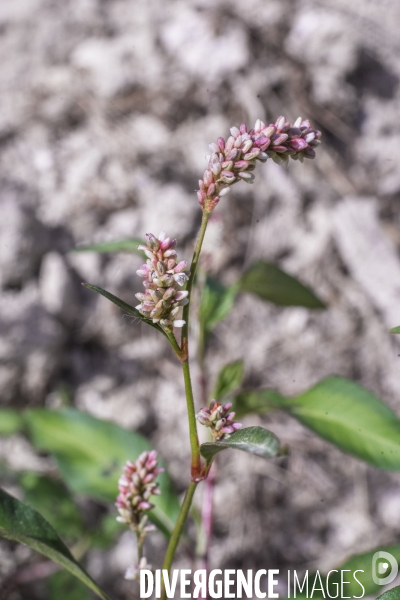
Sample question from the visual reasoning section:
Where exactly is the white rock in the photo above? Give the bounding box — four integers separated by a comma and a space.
333, 197, 400, 327
160, 5, 249, 82
39, 252, 77, 322
285, 8, 358, 104
0, 193, 49, 288
135, 179, 198, 239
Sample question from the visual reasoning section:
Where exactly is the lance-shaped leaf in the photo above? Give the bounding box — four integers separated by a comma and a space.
25, 409, 180, 537
232, 389, 285, 418
335, 544, 400, 598
0, 488, 110, 600
276, 377, 400, 470
378, 586, 400, 600
20, 473, 84, 542
390, 326, 400, 334
239, 260, 326, 308
200, 426, 281, 464
75, 238, 144, 255
212, 360, 244, 401
0, 409, 24, 435
285, 544, 400, 599
47, 571, 91, 600
82, 283, 168, 339
199, 275, 238, 334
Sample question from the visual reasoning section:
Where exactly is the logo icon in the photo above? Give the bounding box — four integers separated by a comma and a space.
372, 551, 398, 586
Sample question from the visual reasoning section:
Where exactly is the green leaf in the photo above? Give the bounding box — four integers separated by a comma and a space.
232, 389, 285, 418
390, 326, 400, 334
20, 473, 84, 542
239, 260, 326, 308
25, 409, 180, 536
90, 513, 125, 549
82, 283, 167, 339
286, 544, 400, 599
280, 376, 400, 470
378, 586, 400, 600
325, 544, 400, 598
0, 487, 110, 600
212, 360, 244, 401
337, 544, 400, 597
47, 571, 92, 600
200, 426, 281, 464
75, 238, 144, 255
0, 409, 24, 435
199, 276, 238, 333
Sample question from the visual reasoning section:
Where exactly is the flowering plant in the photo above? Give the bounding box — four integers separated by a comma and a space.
1, 115, 400, 600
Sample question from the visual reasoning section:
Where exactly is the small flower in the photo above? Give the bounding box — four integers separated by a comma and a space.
125, 556, 152, 581
136, 232, 189, 330
115, 451, 163, 530
196, 400, 242, 441
197, 117, 321, 211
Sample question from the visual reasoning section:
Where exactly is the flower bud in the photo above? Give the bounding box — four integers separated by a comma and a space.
144, 233, 159, 251
217, 137, 225, 151
242, 139, 253, 154
196, 400, 242, 440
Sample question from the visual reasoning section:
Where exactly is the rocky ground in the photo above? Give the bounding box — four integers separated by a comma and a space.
1, 0, 400, 598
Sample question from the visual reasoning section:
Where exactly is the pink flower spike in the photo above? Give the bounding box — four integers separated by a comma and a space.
196, 116, 321, 211
135, 232, 189, 330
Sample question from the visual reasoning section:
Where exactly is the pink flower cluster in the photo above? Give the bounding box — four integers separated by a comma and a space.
197, 400, 242, 441
115, 450, 163, 528
136, 232, 189, 330
197, 116, 321, 210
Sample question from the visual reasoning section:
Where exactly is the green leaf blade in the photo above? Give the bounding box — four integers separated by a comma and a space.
0, 488, 110, 600
378, 586, 400, 600
200, 426, 281, 464
20, 473, 84, 542
199, 276, 238, 334
285, 376, 400, 470
0, 409, 24, 435
232, 389, 286, 418
212, 360, 244, 401
82, 283, 167, 338
239, 260, 326, 308
47, 571, 92, 600
25, 408, 180, 536
390, 326, 400, 334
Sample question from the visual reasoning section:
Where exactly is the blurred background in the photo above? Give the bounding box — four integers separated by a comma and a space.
1, 0, 400, 598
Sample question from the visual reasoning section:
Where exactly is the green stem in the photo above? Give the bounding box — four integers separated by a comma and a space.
165, 330, 183, 360
137, 535, 143, 562
182, 360, 201, 476
159, 210, 211, 589
180, 210, 211, 477
181, 211, 211, 355
177, 209, 211, 479
160, 482, 198, 600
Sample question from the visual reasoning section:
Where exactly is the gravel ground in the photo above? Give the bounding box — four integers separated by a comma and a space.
1, 0, 400, 598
